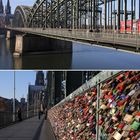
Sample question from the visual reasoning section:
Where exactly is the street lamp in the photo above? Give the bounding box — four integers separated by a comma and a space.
13, 71, 16, 122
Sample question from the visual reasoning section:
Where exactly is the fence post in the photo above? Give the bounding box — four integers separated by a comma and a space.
96, 79, 101, 140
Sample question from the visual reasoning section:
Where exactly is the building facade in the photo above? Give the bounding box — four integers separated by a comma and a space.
27, 71, 45, 112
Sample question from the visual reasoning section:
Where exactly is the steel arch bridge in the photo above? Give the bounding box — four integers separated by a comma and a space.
13, 6, 32, 27
13, 0, 139, 31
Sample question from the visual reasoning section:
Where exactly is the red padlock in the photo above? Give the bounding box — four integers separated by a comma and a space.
118, 123, 125, 129
98, 118, 104, 125
109, 127, 115, 134
129, 130, 135, 137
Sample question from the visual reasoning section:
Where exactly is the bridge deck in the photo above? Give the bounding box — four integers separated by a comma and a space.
8, 28, 140, 50
0, 116, 45, 140
39, 119, 56, 140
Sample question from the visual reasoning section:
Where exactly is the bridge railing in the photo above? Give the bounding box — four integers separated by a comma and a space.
0, 110, 37, 129
48, 71, 140, 140
9, 27, 140, 48
30, 27, 140, 38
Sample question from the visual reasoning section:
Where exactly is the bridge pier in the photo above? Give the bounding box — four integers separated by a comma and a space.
14, 35, 23, 56
6, 30, 15, 40
6, 30, 11, 40
13, 34, 72, 56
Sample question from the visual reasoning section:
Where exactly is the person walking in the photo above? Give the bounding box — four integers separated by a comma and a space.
17, 108, 22, 121
38, 109, 41, 120
44, 107, 48, 120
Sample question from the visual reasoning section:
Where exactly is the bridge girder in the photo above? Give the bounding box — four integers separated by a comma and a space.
13, 0, 138, 32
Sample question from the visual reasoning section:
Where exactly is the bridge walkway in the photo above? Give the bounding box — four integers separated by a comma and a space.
0, 116, 56, 140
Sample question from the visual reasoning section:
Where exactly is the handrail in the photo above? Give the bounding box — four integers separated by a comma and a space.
0, 110, 37, 129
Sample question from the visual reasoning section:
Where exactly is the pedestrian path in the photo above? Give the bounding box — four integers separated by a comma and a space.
39, 119, 56, 140
0, 116, 44, 140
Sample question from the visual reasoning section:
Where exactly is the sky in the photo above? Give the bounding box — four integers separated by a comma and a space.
1, 0, 140, 19
0, 71, 36, 101
3, 0, 35, 13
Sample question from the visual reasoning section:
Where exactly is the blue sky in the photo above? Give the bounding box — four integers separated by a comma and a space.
2, 0, 140, 19
0, 71, 36, 101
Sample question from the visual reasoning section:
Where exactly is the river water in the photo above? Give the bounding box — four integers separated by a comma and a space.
0, 37, 140, 69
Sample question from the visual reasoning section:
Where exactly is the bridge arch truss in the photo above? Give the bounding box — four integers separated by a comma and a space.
14, 0, 139, 32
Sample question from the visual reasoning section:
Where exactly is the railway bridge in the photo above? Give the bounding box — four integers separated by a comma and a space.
5, 0, 140, 54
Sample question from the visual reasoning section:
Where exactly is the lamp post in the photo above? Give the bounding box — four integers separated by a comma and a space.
27, 93, 29, 118
13, 71, 16, 122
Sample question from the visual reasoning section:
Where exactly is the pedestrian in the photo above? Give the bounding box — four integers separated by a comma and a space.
44, 107, 48, 120
17, 108, 22, 121
38, 109, 41, 120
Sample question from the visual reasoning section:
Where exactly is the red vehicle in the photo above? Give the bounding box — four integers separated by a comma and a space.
120, 20, 140, 34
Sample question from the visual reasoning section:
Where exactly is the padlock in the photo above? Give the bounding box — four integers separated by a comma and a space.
112, 116, 118, 122
129, 130, 135, 137
122, 130, 129, 138
112, 131, 122, 140
98, 118, 104, 125
118, 123, 125, 129
129, 105, 135, 112
128, 89, 136, 96
110, 108, 116, 115
100, 104, 107, 110
108, 127, 115, 134
124, 105, 131, 113
123, 114, 133, 123
131, 121, 140, 131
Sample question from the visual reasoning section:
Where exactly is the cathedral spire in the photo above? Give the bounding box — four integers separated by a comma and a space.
35, 71, 44, 86
0, 0, 4, 14
5, 0, 11, 15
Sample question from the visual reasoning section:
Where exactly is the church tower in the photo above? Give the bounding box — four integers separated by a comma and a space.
5, 0, 11, 15
35, 71, 44, 86
0, 0, 4, 14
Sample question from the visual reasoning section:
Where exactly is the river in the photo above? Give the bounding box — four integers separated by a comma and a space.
0, 37, 140, 69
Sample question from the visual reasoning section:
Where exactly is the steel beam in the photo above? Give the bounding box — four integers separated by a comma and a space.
90, 0, 93, 30
84, 0, 87, 29
93, 0, 96, 29
104, 0, 107, 30
45, 0, 48, 28
50, 0, 53, 28
134, 0, 136, 20
131, 0, 133, 33
117, 0, 120, 32
124, 0, 127, 33
76, 0, 79, 29
64, 0, 67, 28
111, 0, 112, 29
108, 1, 110, 30
57, 0, 60, 28
41, 3, 43, 27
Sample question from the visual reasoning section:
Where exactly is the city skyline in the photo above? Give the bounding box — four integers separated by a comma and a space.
0, 71, 37, 101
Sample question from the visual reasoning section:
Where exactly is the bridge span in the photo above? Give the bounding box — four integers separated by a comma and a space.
6, 27, 140, 55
